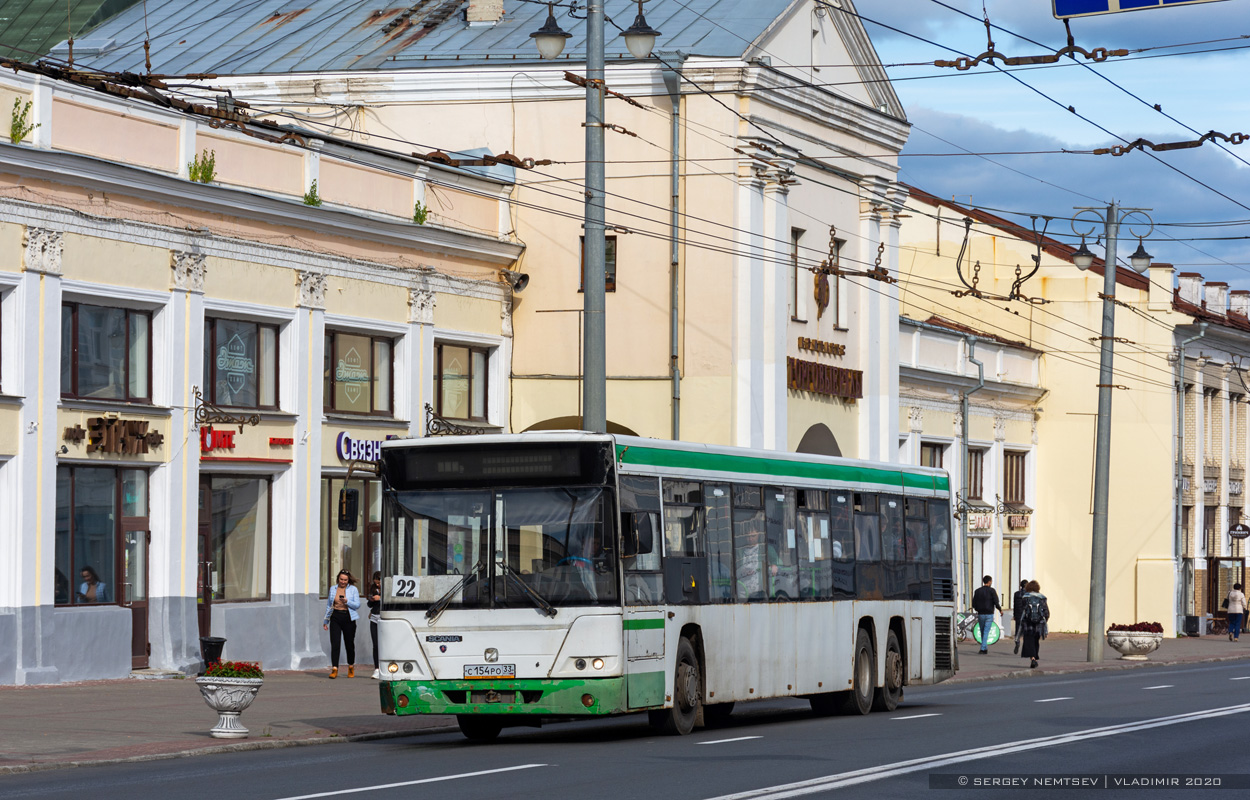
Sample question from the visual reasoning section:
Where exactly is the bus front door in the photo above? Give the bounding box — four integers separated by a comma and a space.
624, 607, 666, 708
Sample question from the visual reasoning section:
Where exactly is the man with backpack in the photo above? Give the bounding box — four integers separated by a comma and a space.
971, 575, 1002, 654
1012, 579, 1028, 654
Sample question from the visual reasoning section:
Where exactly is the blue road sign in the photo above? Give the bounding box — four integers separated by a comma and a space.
1054, 0, 1227, 19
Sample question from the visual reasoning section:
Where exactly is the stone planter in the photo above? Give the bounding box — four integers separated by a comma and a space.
1105, 631, 1163, 661
195, 676, 263, 738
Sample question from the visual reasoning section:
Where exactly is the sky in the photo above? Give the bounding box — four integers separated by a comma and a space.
861, 0, 1250, 286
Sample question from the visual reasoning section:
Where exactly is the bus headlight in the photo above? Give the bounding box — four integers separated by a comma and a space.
575, 658, 587, 670
388, 662, 399, 674
403, 661, 415, 674
592, 658, 605, 670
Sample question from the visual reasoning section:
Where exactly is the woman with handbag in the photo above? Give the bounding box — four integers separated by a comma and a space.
1227, 583, 1246, 642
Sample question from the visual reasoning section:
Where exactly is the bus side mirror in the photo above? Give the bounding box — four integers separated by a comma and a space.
621, 512, 655, 558
338, 488, 359, 531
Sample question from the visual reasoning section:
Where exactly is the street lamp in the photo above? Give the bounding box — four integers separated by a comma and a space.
1071, 202, 1153, 663
531, 1, 660, 433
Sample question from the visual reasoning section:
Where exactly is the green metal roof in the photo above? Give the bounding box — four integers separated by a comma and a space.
0, 0, 138, 62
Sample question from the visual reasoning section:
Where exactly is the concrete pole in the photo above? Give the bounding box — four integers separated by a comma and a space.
1087, 203, 1119, 663
582, 0, 607, 433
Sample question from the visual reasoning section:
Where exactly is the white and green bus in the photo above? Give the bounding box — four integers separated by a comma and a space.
375, 432, 957, 740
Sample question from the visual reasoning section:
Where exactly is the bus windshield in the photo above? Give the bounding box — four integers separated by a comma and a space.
385, 486, 618, 608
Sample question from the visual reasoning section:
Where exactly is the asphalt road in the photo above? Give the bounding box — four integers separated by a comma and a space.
6, 661, 1250, 800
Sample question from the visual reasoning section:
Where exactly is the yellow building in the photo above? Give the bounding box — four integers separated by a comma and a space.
0, 65, 523, 683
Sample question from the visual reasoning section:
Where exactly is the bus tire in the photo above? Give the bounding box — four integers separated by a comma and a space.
650, 636, 701, 735
457, 715, 503, 742
837, 628, 875, 716
872, 630, 904, 712
703, 702, 735, 726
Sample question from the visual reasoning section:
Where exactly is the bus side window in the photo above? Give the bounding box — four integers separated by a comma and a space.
905, 498, 930, 562
829, 492, 855, 596
797, 489, 832, 600
853, 493, 881, 561
619, 475, 664, 604
765, 487, 798, 601
881, 495, 905, 562
732, 485, 767, 602
705, 484, 734, 602
928, 500, 952, 565
662, 480, 704, 557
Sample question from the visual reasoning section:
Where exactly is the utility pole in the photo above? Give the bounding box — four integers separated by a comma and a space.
582, 0, 607, 433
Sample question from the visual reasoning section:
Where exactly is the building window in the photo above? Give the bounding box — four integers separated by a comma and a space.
1004, 450, 1027, 504
791, 228, 805, 321
61, 303, 151, 401
435, 343, 488, 421
579, 235, 617, 292
920, 442, 944, 469
55, 467, 148, 606
966, 448, 985, 500
204, 476, 271, 602
320, 478, 382, 597
324, 332, 392, 415
204, 318, 278, 409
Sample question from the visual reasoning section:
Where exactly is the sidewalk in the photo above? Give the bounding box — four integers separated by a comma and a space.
3, 635, 1248, 774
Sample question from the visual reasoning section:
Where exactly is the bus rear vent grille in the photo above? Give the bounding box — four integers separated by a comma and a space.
934, 616, 953, 671
933, 577, 954, 602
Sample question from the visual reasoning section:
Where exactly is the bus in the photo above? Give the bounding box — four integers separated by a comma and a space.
374, 432, 957, 740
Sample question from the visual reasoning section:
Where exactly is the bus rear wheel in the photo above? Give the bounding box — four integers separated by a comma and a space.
837, 628, 875, 716
872, 630, 904, 712
457, 715, 503, 742
649, 636, 701, 735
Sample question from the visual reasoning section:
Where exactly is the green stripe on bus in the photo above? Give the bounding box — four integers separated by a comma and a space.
617, 444, 948, 492
622, 618, 665, 630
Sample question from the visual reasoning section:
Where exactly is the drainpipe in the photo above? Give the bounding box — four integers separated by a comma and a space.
662, 54, 686, 441
961, 335, 985, 609
1175, 323, 1207, 632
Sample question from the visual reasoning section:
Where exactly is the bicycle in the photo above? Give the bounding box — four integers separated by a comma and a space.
955, 609, 1001, 646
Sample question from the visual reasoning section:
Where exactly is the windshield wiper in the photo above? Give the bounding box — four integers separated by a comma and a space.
496, 558, 558, 617
425, 559, 484, 624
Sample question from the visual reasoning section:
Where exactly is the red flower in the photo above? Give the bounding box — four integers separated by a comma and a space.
1107, 622, 1164, 633
203, 660, 264, 678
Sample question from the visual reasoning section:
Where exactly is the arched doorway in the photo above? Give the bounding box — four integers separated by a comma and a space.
796, 423, 842, 457
523, 416, 640, 437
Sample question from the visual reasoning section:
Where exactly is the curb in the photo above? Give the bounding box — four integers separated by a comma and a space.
0, 724, 461, 776
946, 653, 1250, 684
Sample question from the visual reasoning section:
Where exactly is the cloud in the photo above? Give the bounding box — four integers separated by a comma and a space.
899, 107, 1250, 285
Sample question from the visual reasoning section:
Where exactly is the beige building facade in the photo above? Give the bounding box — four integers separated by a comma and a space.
0, 66, 523, 683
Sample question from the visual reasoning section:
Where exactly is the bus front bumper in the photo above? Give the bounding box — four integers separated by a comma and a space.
380, 677, 629, 717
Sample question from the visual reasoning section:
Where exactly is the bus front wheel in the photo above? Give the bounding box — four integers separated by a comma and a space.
457, 715, 503, 742
836, 628, 875, 716
872, 630, 904, 712
649, 636, 701, 735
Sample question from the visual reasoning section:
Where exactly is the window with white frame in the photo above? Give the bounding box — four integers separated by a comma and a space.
435, 343, 489, 422
920, 442, 944, 469
204, 318, 279, 409
1004, 450, 1027, 504
61, 303, 151, 401
324, 331, 392, 415
966, 448, 985, 500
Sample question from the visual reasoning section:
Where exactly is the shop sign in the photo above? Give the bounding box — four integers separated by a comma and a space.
1230, 523, 1250, 540
65, 419, 164, 455
200, 426, 236, 453
1008, 514, 1030, 530
969, 513, 993, 531
336, 431, 385, 461
797, 337, 846, 357
269, 437, 294, 446
786, 357, 863, 401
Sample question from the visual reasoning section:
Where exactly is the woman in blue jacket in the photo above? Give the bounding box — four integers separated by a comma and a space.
323, 570, 361, 678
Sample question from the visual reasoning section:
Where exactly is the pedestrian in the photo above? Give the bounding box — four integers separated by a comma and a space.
1012, 579, 1028, 654
368, 571, 382, 679
323, 569, 361, 678
971, 575, 1002, 654
1227, 582, 1246, 642
77, 566, 108, 603
1018, 580, 1050, 669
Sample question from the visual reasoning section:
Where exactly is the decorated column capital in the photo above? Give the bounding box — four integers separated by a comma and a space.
501, 297, 513, 338
908, 406, 924, 433
408, 288, 436, 325
171, 251, 207, 292
297, 269, 327, 309
22, 227, 63, 275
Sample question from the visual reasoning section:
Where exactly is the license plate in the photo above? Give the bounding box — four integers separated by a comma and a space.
464, 663, 516, 679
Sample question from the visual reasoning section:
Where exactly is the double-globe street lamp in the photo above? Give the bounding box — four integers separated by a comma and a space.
531, 2, 661, 432
1070, 203, 1154, 662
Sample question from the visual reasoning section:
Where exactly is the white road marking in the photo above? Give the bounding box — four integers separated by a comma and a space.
891, 713, 942, 720
698, 736, 764, 745
271, 764, 549, 800
1143, 685, 1173, 690
701, 702, 1250, 800
1231, 676, 1250, 681
1034, 697, 1072, 703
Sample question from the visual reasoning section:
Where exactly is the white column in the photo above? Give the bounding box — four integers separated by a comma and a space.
289, 270, 327, 669
761, 163, 793, 452
734, 156, 766, 449
12, 228, 64, 683
408, 288, 437, 437
1195, 360, 1208, 562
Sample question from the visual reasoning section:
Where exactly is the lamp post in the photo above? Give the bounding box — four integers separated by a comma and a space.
1071, 202, 1153, 662
532, 1, 660, 433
